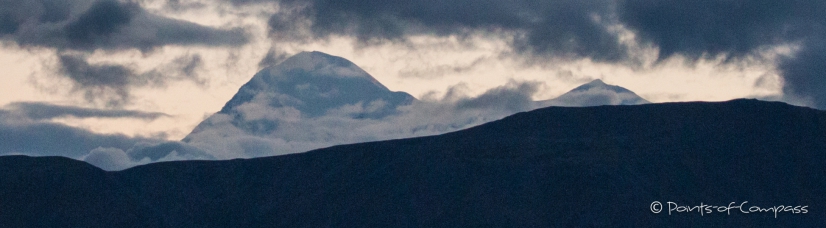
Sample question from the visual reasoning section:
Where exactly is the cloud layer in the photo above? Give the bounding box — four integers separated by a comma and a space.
55, 52, 208, 106
233, 0, 826, 108
0, 103, 208, 171
617, 0, 826, 107
3, 102, 169, 120
1, 0, 247, 106
261, 0, 626, 61
6, 0, 825, 108
0, 0, 248, 52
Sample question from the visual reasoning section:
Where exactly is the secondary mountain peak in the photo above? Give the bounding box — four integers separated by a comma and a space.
536, 79, 649, 107
571, 79, 630, 94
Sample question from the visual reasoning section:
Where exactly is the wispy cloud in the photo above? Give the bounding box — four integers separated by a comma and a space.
3, 102, 170, 120
53, 52, 207, 106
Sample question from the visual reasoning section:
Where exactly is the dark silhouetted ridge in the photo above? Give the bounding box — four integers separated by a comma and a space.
2, 99, 825, 227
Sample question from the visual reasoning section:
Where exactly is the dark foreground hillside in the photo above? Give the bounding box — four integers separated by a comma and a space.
1, 99, 825, 227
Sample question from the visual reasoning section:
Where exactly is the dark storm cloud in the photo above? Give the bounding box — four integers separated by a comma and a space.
59, 53, 134, 88
246, 0, 826, 108
616, 0, 823, 61
58, 53, 135, 106
261, 0, 626, 61
63, 0, 140, 50
778, 41, 826, 108
0, 9, 23, 35
0, 0, 249, 52
129, 14, 248, 52
56, 53, 206, 106
616, 0, 826, 108
252, 0, 826, 63
3, 102, 169, 120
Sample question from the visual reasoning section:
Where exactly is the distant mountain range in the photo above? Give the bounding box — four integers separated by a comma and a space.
183, 51, 650, 156
2, 99, 825, 226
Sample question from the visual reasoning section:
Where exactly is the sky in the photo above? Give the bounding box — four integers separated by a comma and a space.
1, 0, 824, 170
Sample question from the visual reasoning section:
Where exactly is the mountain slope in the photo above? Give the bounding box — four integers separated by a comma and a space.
2, 99, 825, 227
536, 79, 649, 107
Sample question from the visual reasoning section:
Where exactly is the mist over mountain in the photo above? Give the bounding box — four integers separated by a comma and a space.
2, 99, 824, 226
